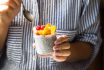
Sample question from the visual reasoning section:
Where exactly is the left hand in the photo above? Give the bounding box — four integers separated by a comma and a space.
52, 35, 71, 62
0, 0, 22, 26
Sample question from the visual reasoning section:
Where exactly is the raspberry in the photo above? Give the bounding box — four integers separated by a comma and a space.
36, 25, 41, 30
41, 25, 45, 30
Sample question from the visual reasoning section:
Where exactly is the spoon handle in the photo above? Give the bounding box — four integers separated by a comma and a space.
37, 0, 42, 25
21, 1, 26, 10
22, 1, 34, 22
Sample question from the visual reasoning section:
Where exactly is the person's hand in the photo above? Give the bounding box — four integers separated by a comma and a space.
0, 0, 21, 27
52, 35, 71, 62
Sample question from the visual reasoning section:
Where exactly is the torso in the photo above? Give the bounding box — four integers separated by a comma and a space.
5, 0, 83, 70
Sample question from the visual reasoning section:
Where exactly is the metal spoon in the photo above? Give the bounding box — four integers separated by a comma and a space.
22, 1, 34, 22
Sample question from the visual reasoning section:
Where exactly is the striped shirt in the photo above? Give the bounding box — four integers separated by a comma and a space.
1, 0, 101, 70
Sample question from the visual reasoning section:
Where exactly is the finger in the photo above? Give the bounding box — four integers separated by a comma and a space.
6, 2, 20, 17
1, 0, 21, 8
0, 0, 15, 8
52, 55, 67, 62
6, 0, 21, 9
6, 7, 14, 18
0, 5, 9, 13
14, 0, 21, 6
53, 50, 71, 57
8, 0, 17, 9
55, 35, 69, 45
0, 0, 17, 13
0, 0, 9, 4
53, 42, 70, 50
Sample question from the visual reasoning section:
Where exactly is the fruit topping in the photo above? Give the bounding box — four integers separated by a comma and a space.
36, 25, 41, 30
34, 23, 56, 35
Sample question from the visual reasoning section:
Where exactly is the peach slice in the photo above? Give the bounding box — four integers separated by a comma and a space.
51, 26, 56, 34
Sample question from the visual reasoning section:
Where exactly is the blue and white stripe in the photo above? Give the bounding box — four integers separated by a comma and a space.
1, 0, 101, 70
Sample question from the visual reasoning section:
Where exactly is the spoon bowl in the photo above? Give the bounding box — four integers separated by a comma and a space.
23, 10, 34, 22
22, 1, 34, 22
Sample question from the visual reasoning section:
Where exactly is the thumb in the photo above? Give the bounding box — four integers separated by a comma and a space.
0, 0, 9, 4
0, 5, 8, 13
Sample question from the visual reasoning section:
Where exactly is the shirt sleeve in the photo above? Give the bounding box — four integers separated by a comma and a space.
75, 0, 102, 67
76, 0, 101, 45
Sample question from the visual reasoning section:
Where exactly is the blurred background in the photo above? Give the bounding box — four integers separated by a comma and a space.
88, 0, 104, 70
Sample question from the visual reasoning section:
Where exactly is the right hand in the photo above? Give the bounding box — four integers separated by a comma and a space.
0, 0, 21, 27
